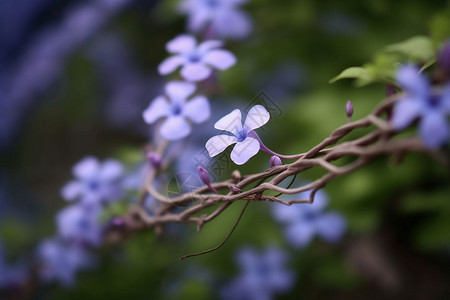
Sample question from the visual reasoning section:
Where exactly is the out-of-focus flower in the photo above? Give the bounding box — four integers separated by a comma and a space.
56, 204, 102, 246
206, 105, 269, 165
159, 34, 236, 81
221, 246, 295, 300
392, 65, 450, 149
272, 189, 347, 248
0, 240, 28, 290
438, 39, 450, 75
61, 156, 124, 206
142, 81, 210, 140
37, 238, 93, 286
178, 0, 252, 39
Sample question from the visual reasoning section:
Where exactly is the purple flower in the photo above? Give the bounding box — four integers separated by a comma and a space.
0, 241, 28, 290
179, 0, 252, 39
221, 246, 295, 300
272, 189, 347, 248
61, 156, 124, 207
206, 105, 270, 165
56, 204, 103, 246
158, 34, 236, 81
37, 238, 93, 286
142, 81, 210, 140
392, 65, 450, 149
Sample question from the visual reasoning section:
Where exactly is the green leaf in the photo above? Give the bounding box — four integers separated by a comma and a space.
329, 67, 373, 84
384, 36, 434, 61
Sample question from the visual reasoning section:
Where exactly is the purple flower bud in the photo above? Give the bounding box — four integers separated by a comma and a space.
269, 155, 282, 168
111, 217, 126, 229
345, 100, 353, 123
147, 151, 162, 169
228, 185, 242, 193
197, 166, 218, 193
385, 84, 397, 97
438, 40, 450, 75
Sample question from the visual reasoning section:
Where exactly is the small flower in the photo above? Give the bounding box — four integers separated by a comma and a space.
142, 81, 210, 140
37, 239, 93, 286
206, 105, 270, 165
392, 65, 450, 149
269, 155, 282, 168
221, 246, 295, 300
345, 100, 353, 123
61, 156, 124, 206
158, 34, 236, 81
178, 0, 252, 39
272, 189, 347, 248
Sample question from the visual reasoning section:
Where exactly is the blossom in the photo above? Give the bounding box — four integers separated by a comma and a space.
221, 246, 295, 300
272, 189, 347, 248
158, 34, 236, 81
61, 156, 124, 207
142, 81, 210, 140
206, 105, 270, 165
37, 239, 93, 286
0, 241, 28, 289
392, 65, 450, 149
56, 204, 103, 246
178, 0, 252, 39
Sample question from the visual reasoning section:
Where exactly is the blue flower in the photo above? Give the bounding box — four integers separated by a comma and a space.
272, 189, 347, 248
0, 240, 28, 290
61, 156, 124, 207
159, 34, 236, 81
206, 105, 270, 165
392, 65, 450, 149
56, 204, 103, 247
142, 81, 210, 140
178, 0, 252, 39
221, 246, 295, 300
37, 239, 93, 286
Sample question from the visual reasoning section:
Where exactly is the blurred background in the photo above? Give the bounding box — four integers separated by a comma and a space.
1, 0, 450, 299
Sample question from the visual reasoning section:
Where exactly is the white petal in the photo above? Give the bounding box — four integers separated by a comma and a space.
160, 116, 191, 140
73, 157, 99, 179
230, 137, 260, 165
142, 96, 171, 124
165, 81, 196, 102
183, 95, 210, 123
203, 49, 236, 70
205, 135, 237, 157
99, 160, 123, 182
214, 109, 242, 136
158, 55, 185, 75
180, 63, 212, 81
243, 105, 270, 132
197, 40, 224, 53
166, 34, 196, 54
61, 181, 83, 201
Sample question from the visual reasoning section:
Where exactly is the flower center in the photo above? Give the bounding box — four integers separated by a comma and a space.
302, 210, 317, 222
88, 180, 100, 190
203, 0, 220, 8
428, 94, 441, 108
188, 52, 201, 63
236, 129, 248, 142
171, 103, 183, 116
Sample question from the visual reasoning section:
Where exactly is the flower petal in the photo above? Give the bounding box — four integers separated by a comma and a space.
99, 160, 123, 182
165, 81, 196, 102
166, 34, 196, 54
142, 96, 171, 124
183, 95, 210, 123
203, 49, 236, 70
419, 112, 449, 150
230, 137, 260, 165
392, 98, 422, 130
186, 8, 211, 33
441, 85, 450, 113
160, 116, 191, 140
285, 222, 315, 248
205, 135, 237, 157
73, 157, 99, 180
243, 105, 270, 132
180, 63, 212, 81
396, 65, 429, 97
212, 9, 252, 39
198, 40, 224, 53
316, 212, 347, 243
158, 55, 185, 75
61, 181, 83, 201
214, 109, 242, 136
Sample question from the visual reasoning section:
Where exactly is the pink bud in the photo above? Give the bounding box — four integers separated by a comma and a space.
228, 185, 242, 193
147, 151, 161, 169
197, 166, 217, 193
269, 155, 282, 168
345, 100, 353, 123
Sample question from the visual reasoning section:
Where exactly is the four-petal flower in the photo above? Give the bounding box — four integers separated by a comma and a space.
158, 34, 236, 81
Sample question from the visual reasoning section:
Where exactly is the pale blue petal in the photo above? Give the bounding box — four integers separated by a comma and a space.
181, 63, 212, 81
61, 181, 83, 201
419, 112, 449, 149
183, 95, 210, 123
230, 137, 260, 165
186, 7, 211, 32
205, 134, 237, 157
272, 203, 301, 224
197, 40, 224, 53
316, 212, 347, 243
298, 189, 329, 213
214, 108, 242, 136
165, 81, 196, 102
158, 55, 185, 75
99, 159, 123, 182
160, 116, 191, 140
285, 222, 315, 248
243, 105, 270, 132
441, 85, 450, 113
396, 65, 429, 97
392, 98, 423, 130
203, 49, 236, 70
73, 156, 99, 180
142, 96, 171, 124
212, 9, 252, 39
166, 34, 197, 54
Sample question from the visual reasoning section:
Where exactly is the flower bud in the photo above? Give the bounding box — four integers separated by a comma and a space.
269, 155, 282, 168
228, 185, 242, 193
345, 100, 353, 123
147, 151, 161, 169
111, 217, 126, 229
438, 40, 450, 75
197, 166, 218, 193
